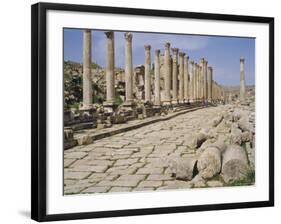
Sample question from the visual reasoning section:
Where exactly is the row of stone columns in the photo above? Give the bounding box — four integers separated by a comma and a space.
81, 29, 224, 109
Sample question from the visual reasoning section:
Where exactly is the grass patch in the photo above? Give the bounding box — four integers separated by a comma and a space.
224, 169, 255, 186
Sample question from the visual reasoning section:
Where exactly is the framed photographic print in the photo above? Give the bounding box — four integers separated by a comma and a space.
31, 2, 274, 222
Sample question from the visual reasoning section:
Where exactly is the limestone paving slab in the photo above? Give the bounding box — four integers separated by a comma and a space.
64, 106, 237, 194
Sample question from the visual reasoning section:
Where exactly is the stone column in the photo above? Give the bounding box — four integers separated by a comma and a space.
104, 31, 115, 110
190, 61, 194, 102
171, 48, 179, 104
184, 55, 189, 102
193, 62, 197, 101
82, 29, 93, 109
144, 45, 151, 103
163, 42, 171, 104
178, 52, 185, 103
124, 32, 134, 106
202, 59, 208, 101
240, 57, 246, 101
154, 49, 161, 106
195, 63, 199, 101
207, 66, 213, 102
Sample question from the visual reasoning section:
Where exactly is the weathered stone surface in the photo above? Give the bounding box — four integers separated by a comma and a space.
64, 171, 91, 180
167, 157, 197, 180
230, 126, 242, 145
82, 186, 110, 193
221, 145, 249, 182
64, 159, 77, 168
117, 174, 146, 182
109, 187, 132, 192
184, 132, 208, 149
64, 105, 255, 194
69, 165, 109, 173
207, 180, 224, 187
197, 146, 221, 179
138, 180, 163, 188
64, 151, 88, 159
77, 134, 93, 145
191, 174, 206, 188
146, 174, 174, 181
136, 167, 164, 174
114, 158, 139, 166
210, 115, 223, 127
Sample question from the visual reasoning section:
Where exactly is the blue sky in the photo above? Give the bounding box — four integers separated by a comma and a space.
64, 28, 255, 86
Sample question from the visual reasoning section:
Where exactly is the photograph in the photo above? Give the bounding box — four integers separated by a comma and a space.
63, 29, 256, 195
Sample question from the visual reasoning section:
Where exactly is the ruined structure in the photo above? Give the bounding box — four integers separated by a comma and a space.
64, 30, 227, 149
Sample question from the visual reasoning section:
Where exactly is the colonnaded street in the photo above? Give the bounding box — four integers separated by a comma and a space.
64, 104, 255, 195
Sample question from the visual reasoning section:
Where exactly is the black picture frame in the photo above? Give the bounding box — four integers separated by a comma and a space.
31, 2, 274, 222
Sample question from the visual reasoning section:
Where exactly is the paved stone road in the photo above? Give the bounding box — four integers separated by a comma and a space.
64, 106, 224, 194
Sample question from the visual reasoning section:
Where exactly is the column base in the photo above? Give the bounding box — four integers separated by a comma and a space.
79, 104, 94, 111
162, 100, 171, 106
122, 100, 136, 107
171, 99, 178, 105
103, 101, 117, 113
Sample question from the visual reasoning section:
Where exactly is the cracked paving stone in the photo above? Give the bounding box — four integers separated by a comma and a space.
64, 151, 88, 159
146, 174, 174, 181
114, 158, 139, 166
132, 187, 155, 192
136, 167, 164, 175
64, 159, 77, 168
138, 180, 163, 188
109, 187, 132, 192
96, 179, 141, 187
117, 174, 146, 182
69, 165, 109, 173
82, 186, 111, 193
64, 171, 92, 180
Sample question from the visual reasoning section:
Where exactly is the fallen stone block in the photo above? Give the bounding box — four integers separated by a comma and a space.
64, 127, 77, 149
167, 157, 198, 181
238, 117, 255, 134
221, 144, 250, 183
197, 146, 221, 179
230, 126, 242, 145
210, 115, 223, 127
77, 134, 93, 146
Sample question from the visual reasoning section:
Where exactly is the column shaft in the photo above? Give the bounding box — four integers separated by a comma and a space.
124, 32, 133, 103
172, 48, 178, 103
240, 57, 246, 101
184, 55, 189, 102
178, 52, 185, 102
104, 31, 115, 103
154, 49, 161, 106
163, 42, 171, 104
207, 66, 213, 102
144, 45, 151, 102
82, 29, 93, 109
190, 61, 194, 102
